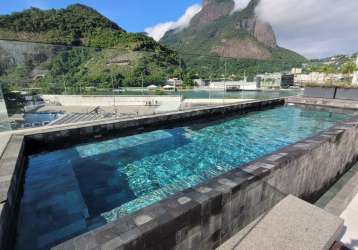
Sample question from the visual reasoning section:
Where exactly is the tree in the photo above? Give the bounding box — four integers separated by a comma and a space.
341, 61, 357, 74
183, 70, 197, 87
319, 65, 335, 74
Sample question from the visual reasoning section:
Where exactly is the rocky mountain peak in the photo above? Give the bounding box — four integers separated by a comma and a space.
190, 0, 234, 30
160, 0, 305, 64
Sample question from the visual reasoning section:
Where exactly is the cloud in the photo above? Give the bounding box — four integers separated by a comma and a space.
146, 0, 358, 58
145, 4, 202, 41
232, 0, 251, 13
255, 0, 358, 58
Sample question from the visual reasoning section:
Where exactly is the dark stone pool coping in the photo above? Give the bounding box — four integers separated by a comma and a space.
303, 87, 336, 99
303, 87, 358, 101
1, 97, 358, 250
287, 96, 358, 110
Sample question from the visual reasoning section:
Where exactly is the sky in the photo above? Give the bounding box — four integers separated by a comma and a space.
0, 0, 357, 59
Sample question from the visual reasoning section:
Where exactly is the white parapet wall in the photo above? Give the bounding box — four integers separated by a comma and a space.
353, 58, 358, 85
0, 84, 10, 132
209, 81, 258, 90
353, 72, 358, 85
41, 95, 182, 106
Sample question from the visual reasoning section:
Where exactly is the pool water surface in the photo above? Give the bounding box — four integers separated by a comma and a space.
16, 105, 352, 249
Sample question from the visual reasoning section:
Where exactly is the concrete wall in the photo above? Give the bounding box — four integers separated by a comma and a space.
41, 95, 182, 107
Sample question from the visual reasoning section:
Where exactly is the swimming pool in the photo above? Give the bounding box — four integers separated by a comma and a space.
15, 105, 352, 249
11, 113, 62, 129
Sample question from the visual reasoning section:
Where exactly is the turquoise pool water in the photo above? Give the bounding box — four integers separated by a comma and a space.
16, 105, 351, 249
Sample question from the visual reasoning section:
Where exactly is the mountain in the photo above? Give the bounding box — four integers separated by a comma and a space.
161, 0, 306, 78
0, 5, 180, 90
0, 4, 124, 46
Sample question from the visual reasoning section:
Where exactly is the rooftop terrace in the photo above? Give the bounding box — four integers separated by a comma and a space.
0, 97, 357, 250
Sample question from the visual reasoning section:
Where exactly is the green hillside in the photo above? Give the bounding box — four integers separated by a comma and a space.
0, 4, 181, 92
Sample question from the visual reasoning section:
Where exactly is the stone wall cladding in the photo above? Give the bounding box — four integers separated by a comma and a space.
335, 88, 358, 101
53, 171, 285, 250
52, 115, 358, 250
287, 96, 358, 110
303, 87, 358, 101
303, 87, 336, 99
262, 120, 358, 201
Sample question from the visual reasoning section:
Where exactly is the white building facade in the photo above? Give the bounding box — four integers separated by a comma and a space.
194, 79, 206, 87
209, 80, 257, 90
295, 72, 345, 85
255, 73, 282, 89
352, 58, 358, 85
167, 78, 183, 86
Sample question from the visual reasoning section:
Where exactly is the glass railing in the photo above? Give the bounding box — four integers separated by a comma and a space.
0, 39, 301, 130
0, 82, 10, 132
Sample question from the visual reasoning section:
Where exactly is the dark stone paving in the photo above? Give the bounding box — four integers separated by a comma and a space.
315, 163, 358, 211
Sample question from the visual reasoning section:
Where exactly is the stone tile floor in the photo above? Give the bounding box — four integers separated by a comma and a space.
218, 195, 343, 250
339, 193, 358, 250
315, 163, 358, 250
315, 164, 358, 210
0, 132, 11, 157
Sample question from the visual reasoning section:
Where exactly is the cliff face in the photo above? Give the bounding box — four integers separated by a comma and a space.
161, 0, 292, 60
0, 5, 180, 87
0, 40, 65, 76
237, 17, 277, 48
190, 0, 234, 31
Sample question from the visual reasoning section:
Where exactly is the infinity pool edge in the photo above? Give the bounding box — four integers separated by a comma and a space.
1, 98, 358, 250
